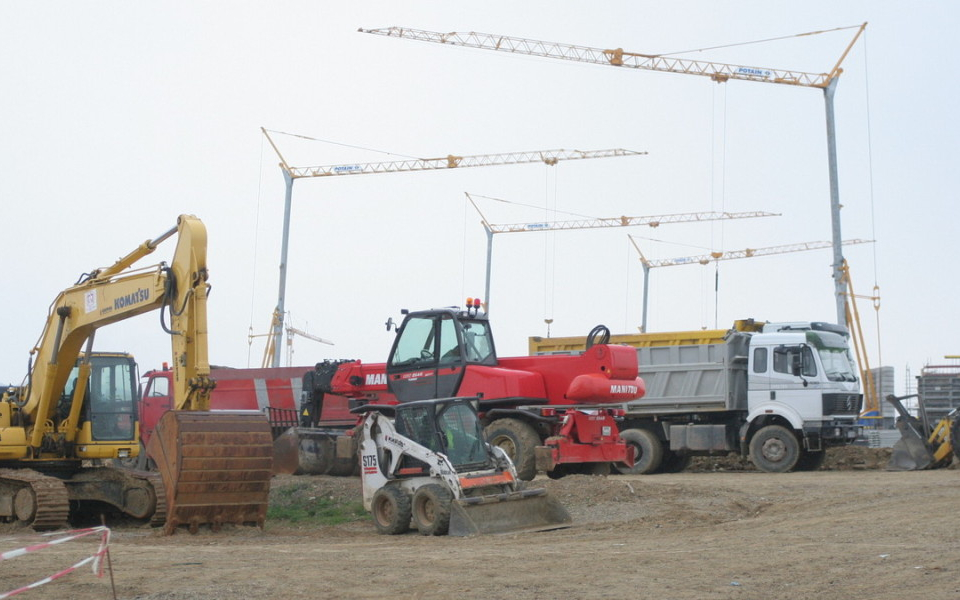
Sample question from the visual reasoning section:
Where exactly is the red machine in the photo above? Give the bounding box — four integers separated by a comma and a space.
135, 364, 354, 471
301, 301, 645, 479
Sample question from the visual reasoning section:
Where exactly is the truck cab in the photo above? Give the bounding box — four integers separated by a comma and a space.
746, 322, 862, 447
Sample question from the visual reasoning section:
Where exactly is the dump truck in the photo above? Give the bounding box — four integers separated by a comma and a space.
358, 396, 570, 536
529, 320, 863, 473
290, 300, 644, 480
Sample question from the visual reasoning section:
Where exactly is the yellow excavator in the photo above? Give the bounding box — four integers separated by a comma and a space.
0, 215, 273, 533
885, 394, 959, 471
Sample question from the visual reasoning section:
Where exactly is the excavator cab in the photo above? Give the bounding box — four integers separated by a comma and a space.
72, 353, 138, 445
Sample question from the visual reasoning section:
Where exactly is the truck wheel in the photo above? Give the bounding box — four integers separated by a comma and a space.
484, 418, 540, 481
952, 417, 960, 462
412, 484, 453, 536
749, 425, 800, 473
371, 486, 411, 535
793, 449, 826, 471
614, 429, 663, 475
659, 451, 691, 474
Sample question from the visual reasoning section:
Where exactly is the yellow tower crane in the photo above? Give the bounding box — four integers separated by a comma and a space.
839, 259, 883, 424
466, 192, 779, 312
628, 237, 873, 332
359, 23, 869, 329
259, 127, 646, 367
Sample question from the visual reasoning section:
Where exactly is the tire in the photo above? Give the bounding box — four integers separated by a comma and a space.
749, 425, 800, 473
411, 484, 453, 536
614, 428, 663, 475
371, 486, 411, 535
484, 418, 541, 481
659, 451, 692, 474
793, 449, 827, 472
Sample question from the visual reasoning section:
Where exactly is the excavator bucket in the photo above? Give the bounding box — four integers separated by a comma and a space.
147, 410, 274, 534
448, 488, 571, 537
885, 394, 939, 471
887, 418, 935, 471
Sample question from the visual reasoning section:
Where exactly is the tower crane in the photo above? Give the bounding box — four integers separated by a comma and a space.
466, 192, 779, 310
360, 24, 869, 328
629, 237, 873, 332
260, 127, 646, 367
285, 325, 334, 368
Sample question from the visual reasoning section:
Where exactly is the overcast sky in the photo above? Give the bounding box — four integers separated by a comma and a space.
2, 1, 957, 396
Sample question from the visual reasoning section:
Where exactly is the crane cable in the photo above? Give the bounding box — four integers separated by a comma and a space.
659, 24, 865, 58
863, 32, 883, 368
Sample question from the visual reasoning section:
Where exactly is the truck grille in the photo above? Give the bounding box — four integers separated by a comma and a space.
822, 393, 862, 415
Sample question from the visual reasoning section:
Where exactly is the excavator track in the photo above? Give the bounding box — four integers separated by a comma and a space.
0, 469, 70, 530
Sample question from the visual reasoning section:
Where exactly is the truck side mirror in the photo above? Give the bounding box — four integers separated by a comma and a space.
791, 353, 802, 377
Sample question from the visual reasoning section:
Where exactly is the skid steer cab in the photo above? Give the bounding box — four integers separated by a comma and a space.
357, 397, 570, 536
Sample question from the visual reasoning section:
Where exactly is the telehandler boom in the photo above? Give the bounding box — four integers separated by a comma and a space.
0, 215, 272, 533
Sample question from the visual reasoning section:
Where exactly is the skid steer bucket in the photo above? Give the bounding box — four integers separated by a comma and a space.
147, 411, 274, 534
448, 488, 571, 537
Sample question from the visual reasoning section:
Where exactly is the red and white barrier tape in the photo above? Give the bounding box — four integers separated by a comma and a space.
0, 526, 111, 599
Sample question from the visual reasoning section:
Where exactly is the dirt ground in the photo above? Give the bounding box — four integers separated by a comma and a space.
3, 447, 959, 600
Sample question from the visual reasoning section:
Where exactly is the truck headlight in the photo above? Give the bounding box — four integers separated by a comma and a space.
117, 449, 130, 458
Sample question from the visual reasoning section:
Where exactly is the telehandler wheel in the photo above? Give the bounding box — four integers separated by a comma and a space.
371, 486, 412, 535
614, 429, 663, 475
659, 451, 692, 474
484, 418, 540, 481
412, 484, 453, 536
793, 449, 827, 471
749, 425, 800, 473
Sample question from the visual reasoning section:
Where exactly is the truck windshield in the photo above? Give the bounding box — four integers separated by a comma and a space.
818, 348, 858, 382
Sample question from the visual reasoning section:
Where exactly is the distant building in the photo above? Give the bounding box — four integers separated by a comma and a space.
916, 362, 960, 423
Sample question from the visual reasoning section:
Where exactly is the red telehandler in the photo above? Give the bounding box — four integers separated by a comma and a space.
286, 299, 644, 479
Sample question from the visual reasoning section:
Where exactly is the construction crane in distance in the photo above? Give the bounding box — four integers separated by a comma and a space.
839, 259, 882, 424
360, 23, 869, 329
285, 325, 334, 368
260, 127, 646, 367
466, 192, 780, 310
629, 237, 873, 333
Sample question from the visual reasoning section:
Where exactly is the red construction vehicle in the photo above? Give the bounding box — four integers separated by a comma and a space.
135, 365, 355, 473
296, 300, 645, 479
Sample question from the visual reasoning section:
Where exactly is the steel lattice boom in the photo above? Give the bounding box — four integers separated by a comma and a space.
359, 27, 867, 88
287, 148, 646, 179
486, 210, 780, 234
637, 239, 873, 268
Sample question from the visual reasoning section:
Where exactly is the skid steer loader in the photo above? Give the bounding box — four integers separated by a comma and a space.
356, 397, 571, 536
885, 394, 959, 471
